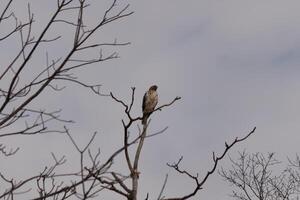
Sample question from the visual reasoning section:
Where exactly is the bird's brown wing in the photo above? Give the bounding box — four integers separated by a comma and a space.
142, 92, 147, 112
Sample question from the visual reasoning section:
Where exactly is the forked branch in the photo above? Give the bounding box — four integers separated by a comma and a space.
163, 127, 256, 200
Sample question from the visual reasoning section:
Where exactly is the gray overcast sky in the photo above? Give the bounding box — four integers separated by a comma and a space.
2, 0, 300, 199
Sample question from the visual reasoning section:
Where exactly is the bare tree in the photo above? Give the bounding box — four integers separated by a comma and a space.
0, 0, 256, 199
220, 151, 299, 200
0, 0, 134, 199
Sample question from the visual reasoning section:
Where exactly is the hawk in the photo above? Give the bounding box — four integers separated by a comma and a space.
142, 85, 158, 125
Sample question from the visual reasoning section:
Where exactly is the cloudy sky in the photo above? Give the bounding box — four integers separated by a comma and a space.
2, 0, 300, 199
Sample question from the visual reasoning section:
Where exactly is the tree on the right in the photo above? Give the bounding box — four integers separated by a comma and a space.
220, 151, 300, 200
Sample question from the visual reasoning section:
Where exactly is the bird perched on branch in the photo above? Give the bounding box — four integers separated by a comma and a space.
142, 85, 158, 125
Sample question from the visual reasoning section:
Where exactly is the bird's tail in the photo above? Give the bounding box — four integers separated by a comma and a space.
142, 114, 149, 125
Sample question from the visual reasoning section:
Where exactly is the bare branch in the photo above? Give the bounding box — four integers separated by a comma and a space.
157, 174, 169, 200
163, 127, 256, 200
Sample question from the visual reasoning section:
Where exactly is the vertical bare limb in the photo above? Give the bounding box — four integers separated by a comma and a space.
110, 88, 181, 200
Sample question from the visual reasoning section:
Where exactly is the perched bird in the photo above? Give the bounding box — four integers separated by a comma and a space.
142, 85, 158, 125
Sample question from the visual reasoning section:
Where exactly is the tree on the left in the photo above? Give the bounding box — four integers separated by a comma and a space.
0, 0, 134, 199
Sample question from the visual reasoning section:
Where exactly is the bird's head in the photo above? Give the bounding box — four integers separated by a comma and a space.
149, 85, 158, 91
